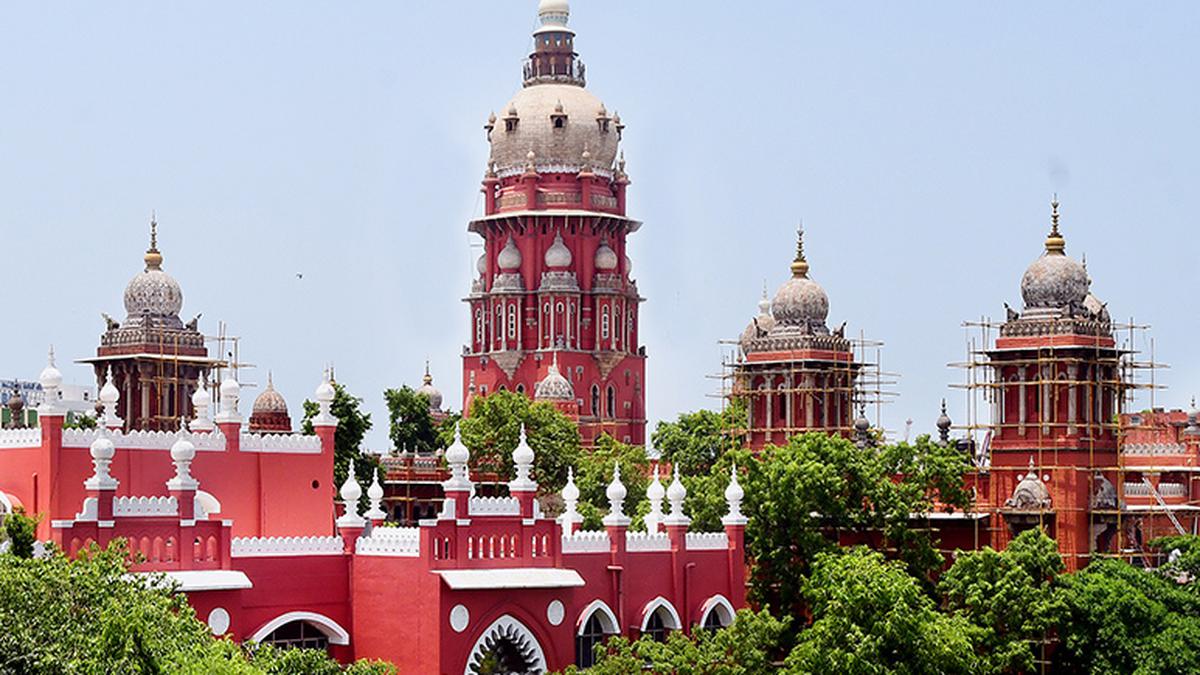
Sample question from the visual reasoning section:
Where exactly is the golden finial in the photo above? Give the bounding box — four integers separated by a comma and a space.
790, 223, 809, 277
1044, 195, 1065, 254
144, 212, 164, 270
423, 359, 433, 385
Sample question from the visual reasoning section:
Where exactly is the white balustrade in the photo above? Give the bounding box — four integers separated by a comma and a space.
468, 496, 521, 517
61, 428, 226, 452
231, 535, 344, 557
1159, 483, 1187, 497
561, 530, 610, 554
1123, 482, 1150, 496
685, 532, 729, 551
625, 531, 671, 552
112, 495, 178, 517
355, 528, 421, 557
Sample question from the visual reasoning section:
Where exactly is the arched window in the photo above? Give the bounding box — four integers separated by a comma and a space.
699, 595, 736, 632
466, 616, 547, 675
606, 386, 616, 418
495, 306, 505, 341
260, 621, 329, 651
250, 612, 350, 652
601, 309, 610, 340
639, 598, 682, 642
644, 611, 668, 642
575, 602, 618, 668
515, 384, 525, 395
507, 305, 517, 340
590, 385, 600, 417
475, 308, 484, 345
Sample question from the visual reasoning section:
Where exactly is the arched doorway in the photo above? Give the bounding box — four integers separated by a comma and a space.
465, 615, 546, 675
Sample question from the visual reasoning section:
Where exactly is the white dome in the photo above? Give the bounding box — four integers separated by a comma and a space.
417, 367, 443, 411
772, 275, 828, 328
39, 349, 63, 390
594, 239, 618, 271
191, 381, 208, 407
498, 237, 522, 270
124, 269, 183, 323
625, 255, 633, 277
534, 359, 574, 401
490, 84, 618, 174
1021, 253, 1088, 310
740, 289, 776, 348
476, 252, 488, 277
544, 231, 573, 268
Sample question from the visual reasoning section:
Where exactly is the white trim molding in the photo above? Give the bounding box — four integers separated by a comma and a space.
576, 598, 619, 636
249, 611, 350, 646
464, 615, 546, 675
639, 596, 682, 632
698, 594, 736, 628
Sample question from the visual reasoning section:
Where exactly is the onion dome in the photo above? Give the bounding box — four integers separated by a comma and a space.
740, 284, 776, 348
646, 464, 665, 502
497, 236, 522, 270
123, 216, 184, 326
491, 85, 618, 173
417, 362, 443, 411
100, 367, 120, 406
191, 379, 208, 409
594, 238, 618, 271
252, 373, 288, 415
771, 228, 829, 329
445, 424, 470, 465
625, 254, 633, 277
1020, 199, 1088, 311
539, 0, 570, 25
544, 231, 573, 269
534, 355, 574, 401
476, 252, 488, 277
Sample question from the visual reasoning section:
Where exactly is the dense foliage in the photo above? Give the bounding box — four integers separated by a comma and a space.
0, 540, 392, 674
382, 385, 440, 455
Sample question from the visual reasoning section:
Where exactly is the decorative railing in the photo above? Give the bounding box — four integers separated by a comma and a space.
685, 532, 729, 551
355, 528, 421, 557
231, 535, 344, 558
1124, 482, 1149, 496
0, 427, 41, 449
469, 496, 521, 517
590, 194, 618, 209
240, 432, 322, 454
538, 192, 582, 207
1159, 483, 1187, 497
561, 530, 610, 554
496, 165, 615, 181
1123, 443, 1188, 456
61, 428, 226, 451
113, 496, 178, 517
625, 531, 670, 552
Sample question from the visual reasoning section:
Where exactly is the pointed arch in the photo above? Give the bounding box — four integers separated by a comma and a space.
639, 596, 682, 632
575, 599, 618, 636
249, 611, 350, 646
464, 614, 546, 675
698, 594, 736, 629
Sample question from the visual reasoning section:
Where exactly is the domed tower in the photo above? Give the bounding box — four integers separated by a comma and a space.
416, 362, 448, 423
984, 198, 1125, 569
464, 0, 644, 445
249, 373, 292, 434
732, 230, 861, 450
81, 217, 222, 431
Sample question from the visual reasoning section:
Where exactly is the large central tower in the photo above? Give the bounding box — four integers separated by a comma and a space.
462, 0, 645, 445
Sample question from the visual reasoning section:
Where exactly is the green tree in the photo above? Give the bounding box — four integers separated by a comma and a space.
572, 434, 650, 529
0, 539, 393, 673
2, 508, 37, 559
301, 380, 378, 508
383, 385, 439, 455
63, 412, 98, 431
651, 401, 746, 477
449, 390, 581, 495
786, 547, 980, 674
1152, 534, 1200, 594
742, 433, 973, 621
1055, 557, 1200, 674
938, 528, 1066, 674
559, 608, 788, 675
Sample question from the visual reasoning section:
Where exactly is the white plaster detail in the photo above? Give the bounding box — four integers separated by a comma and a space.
639, 596, 682, 632
450, 604, 470, 633
249, 611, 350, 646
355, 527, 421, 557
685, 532, 729, 551
625, 531, 671, 552
546, 599, 565, 626
0, 427, 42, 449
464, 615, 547, 675
207, 607, 231, 635
194, 490, 221, 519
231, 535, 344, 557
335, 460, 366, 528
602, 461, 630, 527
468, 496, 521, 516
576, 599, 619, 636
558, 467, 581, 529
698, 594, 736, 629
113, 495, 178, 517
561, 530, 610, 553
239, 432, 322, 454
61, 427, 226, 451
74, 497, 98, 521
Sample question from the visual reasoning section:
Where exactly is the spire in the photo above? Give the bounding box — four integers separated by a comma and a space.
559, 467, 582, 530
645, 463, 665, 534
145, 213, 163, 271
664, 465, 690, 526
364, 467, 387, 522
722, 463, 747, 526
602, 461, 630, 526
336, 460, 366, 528
1045, 195, 1065, 255
790, 224, 809, 278
423, 360, 432, 386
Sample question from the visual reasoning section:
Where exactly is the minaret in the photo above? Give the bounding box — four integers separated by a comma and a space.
463, 0, 645, 445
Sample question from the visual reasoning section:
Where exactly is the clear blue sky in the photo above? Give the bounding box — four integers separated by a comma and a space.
2, 1, 1197, 448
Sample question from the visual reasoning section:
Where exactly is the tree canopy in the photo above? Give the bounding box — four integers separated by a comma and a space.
382, 385, 440, 455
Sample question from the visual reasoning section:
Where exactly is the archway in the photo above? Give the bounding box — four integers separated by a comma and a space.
465, 615, 546, 675
575, 600, 618, 668
639, 596, 682, 642
249, 611, 350, 651
698, 594, 735, 631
